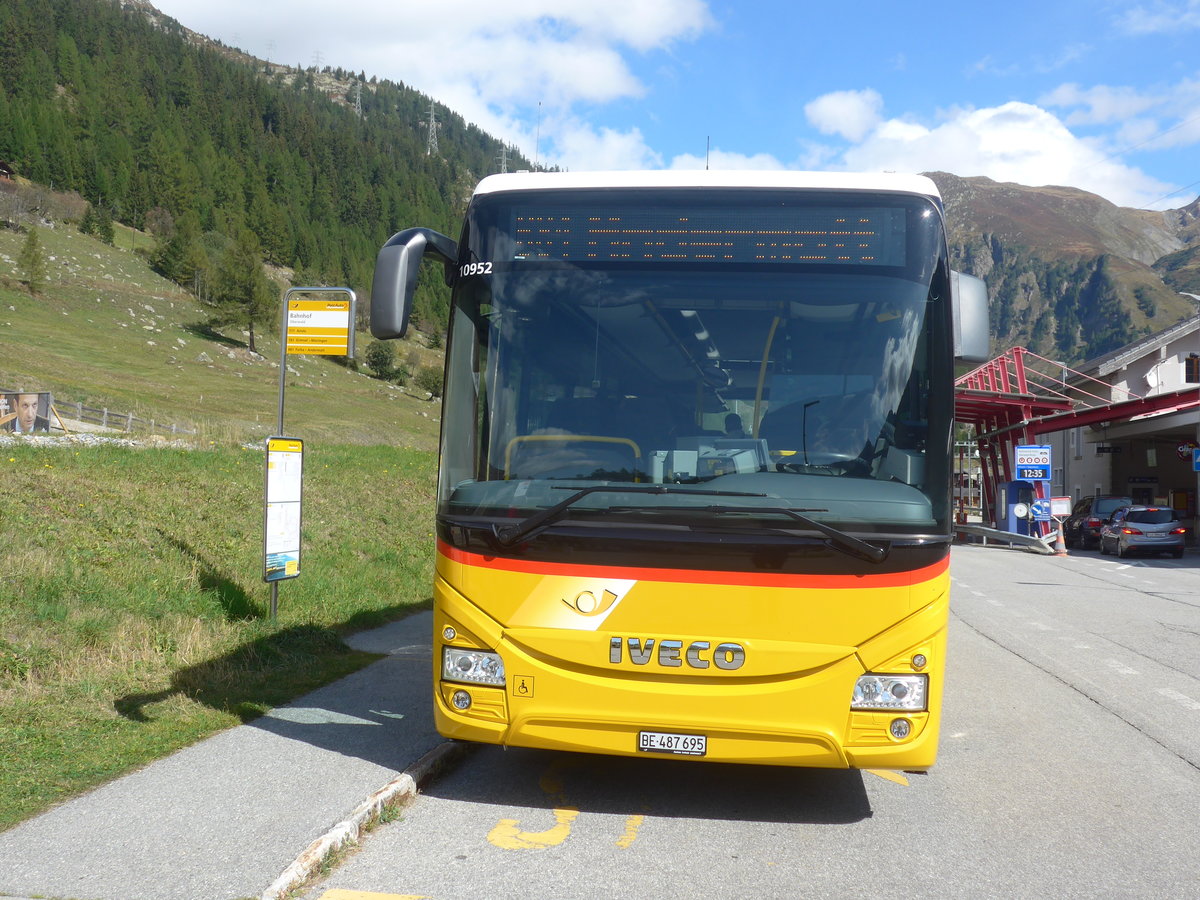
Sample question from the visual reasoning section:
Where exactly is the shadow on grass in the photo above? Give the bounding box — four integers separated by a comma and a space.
120, 535, 433, 727
181, 321, 244, 347
163, 534, 262, 622
113, 624, 357, 723
111, 602, 436, 786
111, 597, 432, 726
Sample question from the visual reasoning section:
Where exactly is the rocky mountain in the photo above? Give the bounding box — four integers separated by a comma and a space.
929, 172, 1200, 364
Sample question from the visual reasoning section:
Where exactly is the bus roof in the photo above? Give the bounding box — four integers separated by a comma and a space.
473, 170, 941, 199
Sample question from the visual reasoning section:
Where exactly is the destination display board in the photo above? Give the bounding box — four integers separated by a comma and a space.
509, 206, 907, 266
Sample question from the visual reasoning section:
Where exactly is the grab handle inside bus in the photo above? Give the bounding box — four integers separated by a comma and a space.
371, 227, 457, 339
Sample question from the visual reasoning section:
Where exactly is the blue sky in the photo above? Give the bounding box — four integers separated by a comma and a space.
150, 0, 1200, 209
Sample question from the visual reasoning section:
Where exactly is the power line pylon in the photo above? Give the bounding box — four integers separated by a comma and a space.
426, 99, 439, 156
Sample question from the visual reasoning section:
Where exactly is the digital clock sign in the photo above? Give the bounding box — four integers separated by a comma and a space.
509, 206, 907, 266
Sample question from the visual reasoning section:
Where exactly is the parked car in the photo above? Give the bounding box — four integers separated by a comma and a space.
1099, 506, 1186, 558
1063, 495, 1133, 549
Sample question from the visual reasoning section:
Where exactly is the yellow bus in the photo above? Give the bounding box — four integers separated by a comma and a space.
371, 171, 989, 770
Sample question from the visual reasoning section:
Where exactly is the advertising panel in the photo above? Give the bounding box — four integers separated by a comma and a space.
0, 391, 52, 433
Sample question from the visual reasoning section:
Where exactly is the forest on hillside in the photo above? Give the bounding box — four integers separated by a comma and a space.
0, 0, 532, 332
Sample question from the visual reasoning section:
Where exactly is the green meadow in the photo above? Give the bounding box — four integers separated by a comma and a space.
0, 435, 438, 829
0, 222, 443, 828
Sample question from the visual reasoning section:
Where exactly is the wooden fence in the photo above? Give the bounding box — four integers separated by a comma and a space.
60, 401, 196, 436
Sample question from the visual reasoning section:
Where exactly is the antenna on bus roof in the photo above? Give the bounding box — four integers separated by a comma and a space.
706, 136, 710, 170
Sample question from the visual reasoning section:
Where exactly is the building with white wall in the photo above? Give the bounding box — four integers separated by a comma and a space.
1045, 313, 1199, 534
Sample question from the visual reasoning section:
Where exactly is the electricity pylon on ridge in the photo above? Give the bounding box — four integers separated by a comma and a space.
425, 99, 439, 156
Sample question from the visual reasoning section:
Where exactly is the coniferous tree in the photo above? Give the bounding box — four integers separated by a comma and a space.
209, 227, 277, 354
1, 0, 537, 325
18, 225, 48, 294
95, 204, 114, 244
79, 201, 97, 235
152, 209, 204, 286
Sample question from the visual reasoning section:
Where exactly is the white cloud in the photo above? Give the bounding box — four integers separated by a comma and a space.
549, 120, 663, 171
804, 90, 884, 143
559, 98, 1181, 211
147, 2, 1190, 208
668, 149, 785, 170
1040, 76, 1200, 154
1115, 0, 1200, 34
818, 101, 1175, 208
152, 0, 713, 159
157, 1, 710, 102
1040, 83, 1160, 125
1034, 43, 1091, 73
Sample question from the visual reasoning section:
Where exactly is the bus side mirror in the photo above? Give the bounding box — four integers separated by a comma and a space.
371, 228, 458, 339
951, 271, 990, 363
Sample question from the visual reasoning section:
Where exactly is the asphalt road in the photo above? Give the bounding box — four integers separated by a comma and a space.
301, 545, 1200, 900
1, 545, 1196, 900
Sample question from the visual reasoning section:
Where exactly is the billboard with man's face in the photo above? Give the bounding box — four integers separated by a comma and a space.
1, 391, 52, 433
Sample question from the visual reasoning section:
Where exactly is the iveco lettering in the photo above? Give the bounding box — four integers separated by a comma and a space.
609, 637, 746, 670
371, 170, 989, 770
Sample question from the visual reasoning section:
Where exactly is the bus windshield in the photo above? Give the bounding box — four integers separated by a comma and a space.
438, 188, 953, 538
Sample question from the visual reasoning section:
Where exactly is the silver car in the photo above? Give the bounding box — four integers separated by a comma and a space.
1099, 506, 1186, 559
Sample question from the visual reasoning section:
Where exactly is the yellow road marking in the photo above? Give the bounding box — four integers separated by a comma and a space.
487, 806, 580, 849
865, 768, 910, 786
615, 814, 645, 848
489, 756, 650, 850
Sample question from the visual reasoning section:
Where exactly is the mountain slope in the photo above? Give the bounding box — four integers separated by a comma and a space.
1, 1, 1196, 373
0, 0, 537, 332
1153, 196, 1200, 296
929, 173, 1199, 362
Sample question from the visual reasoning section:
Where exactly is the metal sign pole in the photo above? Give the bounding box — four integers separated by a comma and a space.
271, 295, 290, 620
264, 287, 356, 622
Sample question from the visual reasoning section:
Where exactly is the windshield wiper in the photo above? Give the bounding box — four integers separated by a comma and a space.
772, 507, 889, 563
615, 503, 889, 564
492, 484, 767, 547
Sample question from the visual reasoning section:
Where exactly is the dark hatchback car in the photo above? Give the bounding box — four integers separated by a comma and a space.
1100, 506, 1186, 558
1064, 495, 1133, 550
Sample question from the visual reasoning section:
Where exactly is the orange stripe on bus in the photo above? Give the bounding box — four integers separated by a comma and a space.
438, 541, 947, 589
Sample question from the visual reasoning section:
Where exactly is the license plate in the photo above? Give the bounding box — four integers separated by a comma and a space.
638, 730, 707, 756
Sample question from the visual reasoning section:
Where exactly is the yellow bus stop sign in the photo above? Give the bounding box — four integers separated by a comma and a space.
285, 297, 353, 356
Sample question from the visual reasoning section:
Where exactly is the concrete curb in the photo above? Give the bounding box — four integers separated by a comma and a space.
260, 740, 474, 900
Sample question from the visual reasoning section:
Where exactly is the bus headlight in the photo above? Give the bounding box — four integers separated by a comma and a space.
443, 647, 506, 687
851, 674, 927, 711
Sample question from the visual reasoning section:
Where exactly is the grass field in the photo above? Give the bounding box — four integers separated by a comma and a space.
0, 440, 437, 829
0, 218, 449, 829
0, 220, 443, 449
